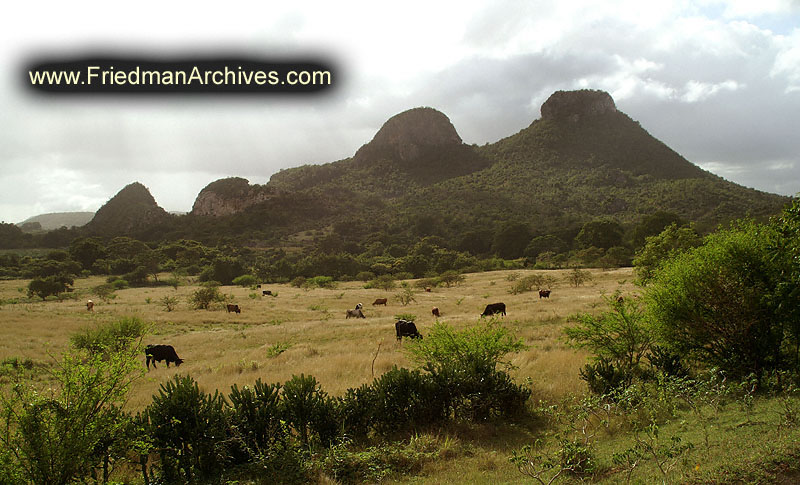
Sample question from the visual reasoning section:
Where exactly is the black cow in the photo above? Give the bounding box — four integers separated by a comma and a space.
539, 289, 551, 299
481, 302, 506, 317
226, 304, 241, 313
262, 290, 272, 296
395, 320, 422, 341
145, 344, 184, 370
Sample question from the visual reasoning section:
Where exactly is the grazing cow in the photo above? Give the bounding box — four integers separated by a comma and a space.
257, 284, 262, 288
86, 300, 94, 312
481, 302, 506, 317
372, 298, 388, 306
226, 304, 241, 314
346, 308, 365, 319
425, 287, 432, 292
539, 289, 551, 299
431, 307, 440, 317
145, 344, 184, 370
262, 290, 272, 296
395, 320, 422, 341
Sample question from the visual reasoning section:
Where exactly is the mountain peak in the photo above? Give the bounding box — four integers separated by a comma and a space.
541, 89, 616, 122
191, 177, 276, 217
355, 107, 462, 164
87, 182, 168, 235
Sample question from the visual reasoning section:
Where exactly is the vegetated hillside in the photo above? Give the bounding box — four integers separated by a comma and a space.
75, 90, 789, 247
84, 182, 174, 239
17, 212, 95, 231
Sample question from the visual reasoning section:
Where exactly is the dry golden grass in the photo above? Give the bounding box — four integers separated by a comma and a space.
0, 268, 637, 412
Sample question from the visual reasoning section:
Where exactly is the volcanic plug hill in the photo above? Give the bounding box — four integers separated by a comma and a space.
86, 89, 788, 245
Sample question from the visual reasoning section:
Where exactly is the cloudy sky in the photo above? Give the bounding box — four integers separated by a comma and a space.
2, 0, 799, 223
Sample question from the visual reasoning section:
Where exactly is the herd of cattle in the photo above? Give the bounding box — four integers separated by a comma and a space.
125, 284, 554, 370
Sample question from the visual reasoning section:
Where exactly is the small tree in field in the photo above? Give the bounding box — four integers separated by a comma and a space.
395, 282, 417, 306
190, 282, 225, 310
566, 268, 592, 287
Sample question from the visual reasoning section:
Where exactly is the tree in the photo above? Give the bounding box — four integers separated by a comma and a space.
69, 237, 108, 272
524, 234, 568, 260
190, 282, 225, 310
631, 211, 685, 248
575, 219, 624, 250
566, 268, 592, 287
646, 221, 782, 380
633, 223, 702, 285
27, 274, 73, 300
491, 222, 532, 259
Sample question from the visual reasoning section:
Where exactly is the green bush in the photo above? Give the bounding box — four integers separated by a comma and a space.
27, 274, 73, 300
646, 221, 783, 380
146, 374, 230, 482
70, 316, 148, 354
0, 345, 143, 485
564, 293, 653, 381
281, 374, 338, 447
228, 380, 286, 460
232, 274, 258, 288
365, 274, 396, 290
404, 320, 529, 420
369, 366, 444, 435
579, 358, 632, 395
110, 278, 129, 290
190, 282, 225, 310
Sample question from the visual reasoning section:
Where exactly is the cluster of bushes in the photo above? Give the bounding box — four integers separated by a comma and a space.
0, 317, 531, 484
566, 200, 800, 396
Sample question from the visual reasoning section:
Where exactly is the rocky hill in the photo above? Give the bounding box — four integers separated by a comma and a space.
191, 177, 278, 217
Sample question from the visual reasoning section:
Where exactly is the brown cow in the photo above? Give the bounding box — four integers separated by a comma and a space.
86, 300, 94, 312
539, 289, 551, 299
424, 287, 432, 292
226, 304, 241, 314
372, 298, 388, 306
431, 307, 440, 317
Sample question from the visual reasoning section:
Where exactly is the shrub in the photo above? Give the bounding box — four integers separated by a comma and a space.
190, 282, 225, 310
566, 268, 592, 287
646, 221, 783, 380
281, 374, 338, 447
228, 380, 286, 460
564, 293, 653, 381
355, 271, 376, 282
92, 283, 116, 302
437, 271, 465, 287
290, 276, 306, 288
0, 345, 143, 485
232, 274, 258, 288
308, 275, 336, 289
146, 374, 230, 482
633, 223, 702, 285
404, 321, 529, 420
27, 274, 73, 300
160, 296, 178, 312
70, 316, 148, 354
395, 282, 417, 306
110, 278, 129, 290
369, 366, 444, 435
579, 358, 632, 395
509, 273, 555, 295
365, 274, 396, 290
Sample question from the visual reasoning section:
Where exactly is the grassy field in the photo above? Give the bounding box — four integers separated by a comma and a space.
0, 268, 630, 410
3, 268, 800, 484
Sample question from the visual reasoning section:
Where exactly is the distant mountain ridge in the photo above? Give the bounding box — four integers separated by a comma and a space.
83, 89, 789, 245
17, 212, 94, 231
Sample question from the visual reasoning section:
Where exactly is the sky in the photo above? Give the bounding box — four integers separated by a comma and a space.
1, 0, 799, 223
